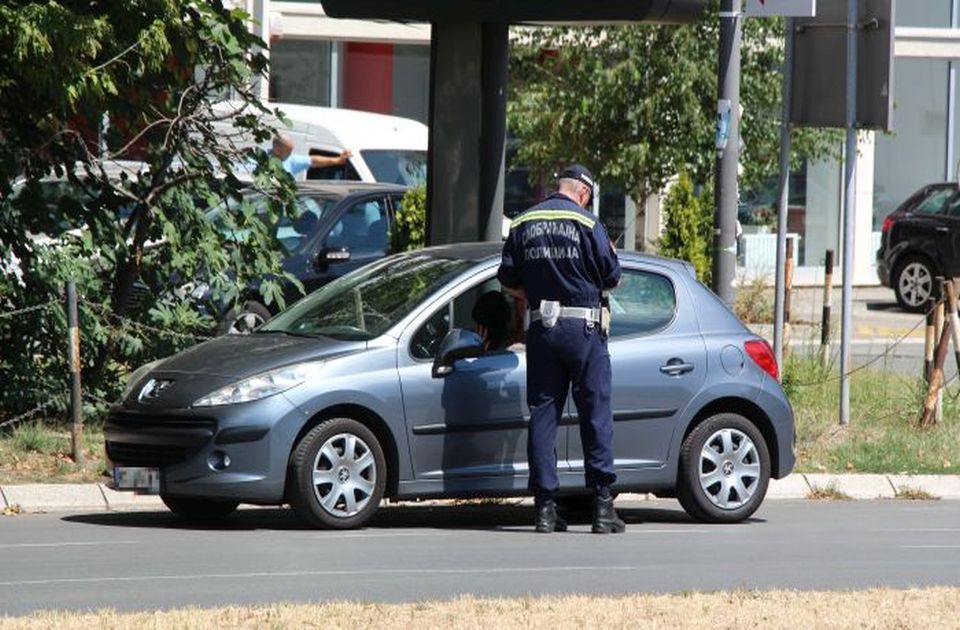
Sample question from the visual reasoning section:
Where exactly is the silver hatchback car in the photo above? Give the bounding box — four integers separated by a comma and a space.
107, 242, 795, 528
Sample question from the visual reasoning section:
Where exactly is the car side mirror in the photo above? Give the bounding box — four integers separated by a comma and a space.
432, 329, 484, 378
315, 246, 351, 271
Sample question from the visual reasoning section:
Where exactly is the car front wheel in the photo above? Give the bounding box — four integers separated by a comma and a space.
677, 413, 770, 523
288, 418, 387, 529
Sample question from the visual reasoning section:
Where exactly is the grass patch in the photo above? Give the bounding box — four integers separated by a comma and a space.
784, 353, 960, 475
806, 484, 852, 501
0, 420, 105, 484
734, 276, 773, 324
895, 486, 940, 501
1, 589, 959, 629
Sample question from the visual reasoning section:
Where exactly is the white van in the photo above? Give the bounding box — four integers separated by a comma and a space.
213, 101, 427, 186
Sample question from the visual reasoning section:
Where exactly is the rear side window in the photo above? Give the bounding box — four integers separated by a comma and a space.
608, 269, 676, 338
912, 188, 953, 214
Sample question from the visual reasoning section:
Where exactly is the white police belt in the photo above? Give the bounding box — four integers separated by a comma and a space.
529, 300, 601, 329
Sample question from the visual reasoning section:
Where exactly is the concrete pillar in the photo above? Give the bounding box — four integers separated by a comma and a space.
426, 22, 507, 245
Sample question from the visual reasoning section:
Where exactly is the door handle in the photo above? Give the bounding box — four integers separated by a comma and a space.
936, 226, 951, 232
660, 360, 695, 376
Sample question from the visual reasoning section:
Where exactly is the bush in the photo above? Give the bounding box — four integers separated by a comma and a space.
391, 185, 427, 253
657, 172, 712, 283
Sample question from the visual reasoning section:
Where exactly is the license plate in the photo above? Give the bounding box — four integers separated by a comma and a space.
112, 467, 161, 494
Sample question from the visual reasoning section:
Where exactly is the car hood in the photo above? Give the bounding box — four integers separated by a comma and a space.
121, 333, 367, 411
154, 333, 366, 379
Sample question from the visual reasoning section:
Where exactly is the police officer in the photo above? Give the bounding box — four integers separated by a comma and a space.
498, 164, 624, 534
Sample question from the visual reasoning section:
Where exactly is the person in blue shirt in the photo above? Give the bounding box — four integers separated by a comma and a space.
270, 132, 352, 177
498, 164, 624, 534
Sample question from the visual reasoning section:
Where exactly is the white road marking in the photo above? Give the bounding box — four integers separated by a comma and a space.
901, 545, 960, 549
0, 566, 640, 588
0, 541, 139, 549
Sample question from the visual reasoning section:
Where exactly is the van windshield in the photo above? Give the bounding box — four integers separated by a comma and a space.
361, 150, 427, 186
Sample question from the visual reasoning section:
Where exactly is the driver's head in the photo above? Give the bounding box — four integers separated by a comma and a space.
472, 291, 511, 350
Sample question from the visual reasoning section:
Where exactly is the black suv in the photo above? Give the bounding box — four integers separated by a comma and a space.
877, 182, 960, 312
197, 181, 407, 333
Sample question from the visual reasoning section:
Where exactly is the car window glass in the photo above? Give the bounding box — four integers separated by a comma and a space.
608, 269, 676, 338
913, 188, 953, 214
326, 198, 389, 254
274, 196, 337, 252
943, 191, 960, 217
361, 150, 427, 186
410, 277, 522, 360
305, 149, 361, 181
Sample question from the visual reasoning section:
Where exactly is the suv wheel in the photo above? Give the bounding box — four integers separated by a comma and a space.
677, 413, 770, 523
161, 496, 240, 521
893, 256, 935, 313
218, 300, 271, 335
289, 418, 387, 529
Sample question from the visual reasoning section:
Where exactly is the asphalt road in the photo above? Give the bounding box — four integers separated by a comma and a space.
1, 500, 959, 615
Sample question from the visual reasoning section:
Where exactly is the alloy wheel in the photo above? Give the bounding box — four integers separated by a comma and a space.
698, 428, 761, 510
228, 311, 266, 334
310, 433, 377, 518
898, 261, 933, 308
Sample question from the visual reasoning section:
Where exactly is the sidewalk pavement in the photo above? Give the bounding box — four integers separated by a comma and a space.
2, 474, 960, 514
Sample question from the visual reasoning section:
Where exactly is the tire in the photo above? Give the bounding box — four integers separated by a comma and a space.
677, 413, 770, 524
161, 496, 240, 521
217, 300, 272, 335
288, 418, 387, 529
893, 255, 936, 313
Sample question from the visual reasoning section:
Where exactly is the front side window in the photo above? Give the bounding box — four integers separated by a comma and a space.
608, 269, 676, 338
325, 198, 389, 254
207, 194, 337, 253
260, 254, 472, 341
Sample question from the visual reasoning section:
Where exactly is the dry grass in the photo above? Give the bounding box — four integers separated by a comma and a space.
2, 589, 959, 630
0, 421, 105, 484
895, 486, 940, 501
806, 484, 852, 501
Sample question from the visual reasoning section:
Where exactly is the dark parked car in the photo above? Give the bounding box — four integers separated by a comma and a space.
107, 243, 795, 529
198, 181, 407, 333
877, 182, 960, 312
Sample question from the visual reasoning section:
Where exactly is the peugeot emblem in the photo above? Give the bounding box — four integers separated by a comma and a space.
139, 378, 174, 402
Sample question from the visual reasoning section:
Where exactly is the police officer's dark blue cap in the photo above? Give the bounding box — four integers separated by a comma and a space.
557, 164, 596, 190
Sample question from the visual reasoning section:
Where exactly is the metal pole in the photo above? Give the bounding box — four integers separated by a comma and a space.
773, 17, 795, 369
711, 0, 742, 305
949, 0, 958, 181
839, 0, 858, 426
66, 279, 84, 466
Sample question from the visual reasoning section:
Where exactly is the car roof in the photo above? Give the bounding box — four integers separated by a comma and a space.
294, 181, 408, 196
416, 241, 696, 272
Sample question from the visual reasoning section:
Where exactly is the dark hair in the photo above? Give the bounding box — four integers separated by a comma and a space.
472, 291, 511, 350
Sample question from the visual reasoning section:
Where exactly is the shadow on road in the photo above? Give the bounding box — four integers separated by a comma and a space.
61, 501, 765, 533
865, 300, 903, 313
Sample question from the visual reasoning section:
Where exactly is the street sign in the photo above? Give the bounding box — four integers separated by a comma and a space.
791, 0, 895, 130
744, 0, 816, 17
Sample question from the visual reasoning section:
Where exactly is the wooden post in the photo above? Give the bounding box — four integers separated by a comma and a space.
66, 279, 83, 466
924, 299, 936, 383
820, 248, 834, 368
936, 278, 946, 424
945, 279, 960, 376
920, 318, 952, 428
783, 238, 794, 358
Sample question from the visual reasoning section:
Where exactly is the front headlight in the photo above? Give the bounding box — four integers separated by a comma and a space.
122, 359, 163, 399
192, 361, 324, 407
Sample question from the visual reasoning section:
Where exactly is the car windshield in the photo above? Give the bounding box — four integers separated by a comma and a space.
207, 194, 338, 253
259, 254, 473, 341
361, 150, 427, 186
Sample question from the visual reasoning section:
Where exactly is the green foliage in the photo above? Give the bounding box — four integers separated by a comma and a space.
657, 173, 712, 283
508, 4, 839, 216
12, 421, 60, 454
391, 184, 427, 253
0, 1, 300, 417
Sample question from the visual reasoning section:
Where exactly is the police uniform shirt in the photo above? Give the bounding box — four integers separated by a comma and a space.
498, 192, 621, 308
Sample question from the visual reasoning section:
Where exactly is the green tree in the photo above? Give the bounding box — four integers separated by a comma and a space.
0, 1, 299, 416
391, 184, 427, 253
658, 172, 712, 282
508, 4, 837, 246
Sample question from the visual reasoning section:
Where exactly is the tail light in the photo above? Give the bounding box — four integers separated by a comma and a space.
745, 339, 779, 382
881, 215, 896, 233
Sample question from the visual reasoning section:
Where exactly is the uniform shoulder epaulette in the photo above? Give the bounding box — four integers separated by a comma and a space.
510, 208, 596, 230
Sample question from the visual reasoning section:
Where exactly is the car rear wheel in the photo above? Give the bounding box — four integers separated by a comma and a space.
677, 413, 770, 523
161, 496, 240, 521
893, 256, 935, 313
289, 418, 386, 529
218, 300, 271, 335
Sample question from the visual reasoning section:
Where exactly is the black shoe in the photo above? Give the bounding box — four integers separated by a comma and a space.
535, 500, 568, 533
591, 495, 626, 534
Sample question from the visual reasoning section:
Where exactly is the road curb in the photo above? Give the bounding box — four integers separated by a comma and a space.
1, 473, 957, 514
